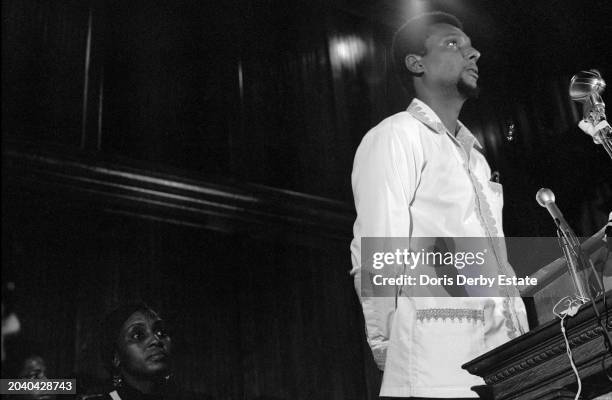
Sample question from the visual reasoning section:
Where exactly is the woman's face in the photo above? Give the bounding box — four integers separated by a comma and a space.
115, 310, 172, 378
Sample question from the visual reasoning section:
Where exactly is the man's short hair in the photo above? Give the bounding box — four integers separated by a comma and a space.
392, 11, 463, 96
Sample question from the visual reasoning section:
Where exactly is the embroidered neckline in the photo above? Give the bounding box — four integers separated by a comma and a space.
406, 99, 483, 149
416, 308, 484, 323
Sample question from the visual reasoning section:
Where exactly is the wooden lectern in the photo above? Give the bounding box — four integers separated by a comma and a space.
463, 228, 612, 399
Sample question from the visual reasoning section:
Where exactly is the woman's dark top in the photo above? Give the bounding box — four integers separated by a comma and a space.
80, 382, 211, 400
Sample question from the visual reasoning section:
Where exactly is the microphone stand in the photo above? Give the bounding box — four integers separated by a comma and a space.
556, 219, 605, 300
536, 191, 611, 354
570, 70, 612, 161
555, 222, 612, 357
586, 106, 612, 160
557, 227, 589, 300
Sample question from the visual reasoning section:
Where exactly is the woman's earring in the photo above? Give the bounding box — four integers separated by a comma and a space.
112, 374, 123, 388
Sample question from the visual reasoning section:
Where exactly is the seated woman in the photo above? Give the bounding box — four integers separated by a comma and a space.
90, 302, 207, 400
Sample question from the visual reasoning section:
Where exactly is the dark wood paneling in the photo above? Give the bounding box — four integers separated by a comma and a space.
2, 0, 89, 147
3, 184, 378, 400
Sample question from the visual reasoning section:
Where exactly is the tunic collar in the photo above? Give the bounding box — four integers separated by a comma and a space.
407, 98, 483, 150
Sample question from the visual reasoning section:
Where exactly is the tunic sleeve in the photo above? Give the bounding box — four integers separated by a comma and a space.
350, 120, 423, 370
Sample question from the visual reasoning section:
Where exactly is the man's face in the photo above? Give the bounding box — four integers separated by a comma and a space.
419, 23, 481, 98
20, 356, 47, 379
20, 356, 54, 400
115, 310, 172, 379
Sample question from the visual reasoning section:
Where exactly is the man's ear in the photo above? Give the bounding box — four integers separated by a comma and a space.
405, 54, 424, 74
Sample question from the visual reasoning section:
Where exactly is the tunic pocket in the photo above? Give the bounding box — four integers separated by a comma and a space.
412, 308, 486, 391
487, 181, 504, 200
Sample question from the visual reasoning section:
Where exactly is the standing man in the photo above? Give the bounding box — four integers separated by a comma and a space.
350, 12, 529, 399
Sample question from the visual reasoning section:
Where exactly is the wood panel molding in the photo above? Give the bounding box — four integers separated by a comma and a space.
3, 143, 355, 243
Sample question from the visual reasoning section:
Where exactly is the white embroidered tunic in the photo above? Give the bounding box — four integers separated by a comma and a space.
350, 98, 530, 398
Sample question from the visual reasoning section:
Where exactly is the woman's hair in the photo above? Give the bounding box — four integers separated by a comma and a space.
391, 11, 463, 96
100, 301, 158, 373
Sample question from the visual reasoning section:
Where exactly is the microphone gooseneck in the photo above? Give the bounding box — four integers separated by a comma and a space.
536, 188, 590, 300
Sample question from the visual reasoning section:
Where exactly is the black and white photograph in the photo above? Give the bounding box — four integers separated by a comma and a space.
2, 0, 612, 399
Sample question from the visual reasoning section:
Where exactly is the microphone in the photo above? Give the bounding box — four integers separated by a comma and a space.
536, 188, 589, 299
536, 188, 578, 243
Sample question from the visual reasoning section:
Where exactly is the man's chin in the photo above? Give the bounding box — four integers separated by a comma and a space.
458, 79, 480, 99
